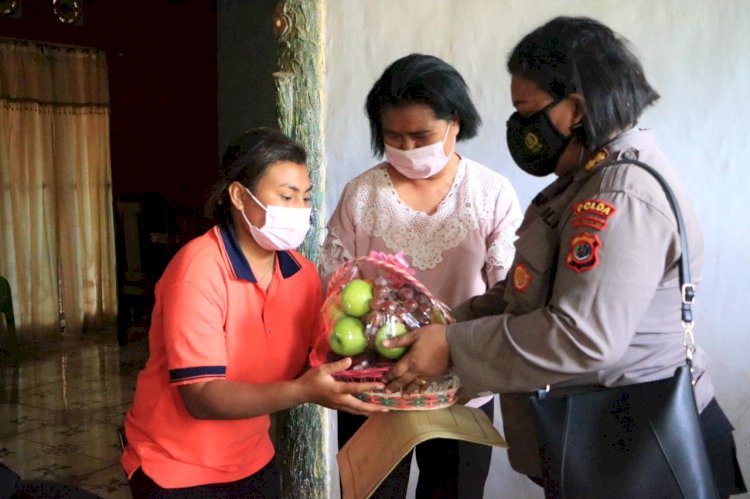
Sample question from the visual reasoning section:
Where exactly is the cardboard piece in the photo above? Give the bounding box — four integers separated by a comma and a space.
338, 404, 507, 499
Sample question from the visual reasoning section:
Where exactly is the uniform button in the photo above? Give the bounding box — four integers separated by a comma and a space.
620, 147, 639, 160
268, 328, 272, 334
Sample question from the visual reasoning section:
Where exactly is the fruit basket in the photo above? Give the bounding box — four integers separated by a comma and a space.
313, 251, 461, 410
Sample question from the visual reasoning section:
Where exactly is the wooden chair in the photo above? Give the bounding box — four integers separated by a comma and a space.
114, 199, 152, 346
113, 193, 181, 346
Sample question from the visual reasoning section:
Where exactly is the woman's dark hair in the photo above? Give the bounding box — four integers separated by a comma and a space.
507, 16, 660, 149
365, 53, 482, 156
206, 127, 306, 223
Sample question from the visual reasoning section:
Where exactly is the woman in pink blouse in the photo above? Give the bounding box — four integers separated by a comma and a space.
320, 54, 523, 499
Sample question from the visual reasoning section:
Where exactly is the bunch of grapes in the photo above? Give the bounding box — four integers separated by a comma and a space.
366, 275, 436, 333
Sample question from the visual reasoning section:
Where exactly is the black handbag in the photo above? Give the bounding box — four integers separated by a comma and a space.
529, 160, 720, 499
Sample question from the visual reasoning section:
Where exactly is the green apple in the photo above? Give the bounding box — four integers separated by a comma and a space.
329, 317, 368, 356
375, 320, 409, 360
340, 279, 374, 318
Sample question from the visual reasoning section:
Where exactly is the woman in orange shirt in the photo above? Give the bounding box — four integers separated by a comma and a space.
121, 128, 385, 498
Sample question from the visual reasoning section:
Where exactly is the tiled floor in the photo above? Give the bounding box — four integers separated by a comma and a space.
0, 327, 149, 498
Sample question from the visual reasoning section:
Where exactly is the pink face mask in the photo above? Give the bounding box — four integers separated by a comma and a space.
384, 122, 455, 179
240, 188, 311, 251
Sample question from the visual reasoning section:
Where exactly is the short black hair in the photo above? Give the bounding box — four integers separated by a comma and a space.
365, 53, 482, 156
507, 16, 660, 150
206, 127, 306, 223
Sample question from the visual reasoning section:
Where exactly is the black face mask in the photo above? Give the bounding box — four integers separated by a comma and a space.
506, 100, 572, 177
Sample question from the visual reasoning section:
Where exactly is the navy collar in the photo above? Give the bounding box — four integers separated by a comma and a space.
219, 223, 302, 282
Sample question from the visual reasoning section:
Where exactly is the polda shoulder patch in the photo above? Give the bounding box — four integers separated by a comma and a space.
573, 215, 609, 231
573, 199, 616, 219
572, 198, 616, 232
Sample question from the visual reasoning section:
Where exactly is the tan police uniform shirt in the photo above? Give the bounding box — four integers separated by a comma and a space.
448, 128, 715, 478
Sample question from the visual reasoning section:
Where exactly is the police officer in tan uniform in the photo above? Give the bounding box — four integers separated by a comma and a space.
383, 16, 746, 497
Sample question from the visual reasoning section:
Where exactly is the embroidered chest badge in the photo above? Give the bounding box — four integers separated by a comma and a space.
566, 233, 602, 272
572, 199, 617, 231
513, 262, 532, 292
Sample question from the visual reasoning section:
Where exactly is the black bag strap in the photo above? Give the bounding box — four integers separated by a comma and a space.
606, 159, 696, 363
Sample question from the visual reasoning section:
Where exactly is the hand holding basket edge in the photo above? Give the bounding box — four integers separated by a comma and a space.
382, 323, 451, 394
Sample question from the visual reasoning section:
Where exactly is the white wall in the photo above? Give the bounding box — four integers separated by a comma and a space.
323, 1, 750, 497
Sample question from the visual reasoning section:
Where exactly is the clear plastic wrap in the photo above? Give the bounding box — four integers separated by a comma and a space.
313, 252, 460, 410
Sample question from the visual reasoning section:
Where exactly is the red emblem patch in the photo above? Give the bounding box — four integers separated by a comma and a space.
566, 233, 601, 272
513, 263, 531, 292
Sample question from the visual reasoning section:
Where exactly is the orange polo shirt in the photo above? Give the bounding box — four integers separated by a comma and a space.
121, 224, 324, 488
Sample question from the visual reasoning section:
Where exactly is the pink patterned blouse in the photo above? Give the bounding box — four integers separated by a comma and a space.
320, 157, 523, 309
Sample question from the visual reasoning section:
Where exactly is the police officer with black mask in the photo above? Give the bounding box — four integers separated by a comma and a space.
383, 16, 746, 498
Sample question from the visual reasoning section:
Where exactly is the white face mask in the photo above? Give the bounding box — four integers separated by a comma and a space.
240, 188, 312, 251
384, 122, 455, 179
